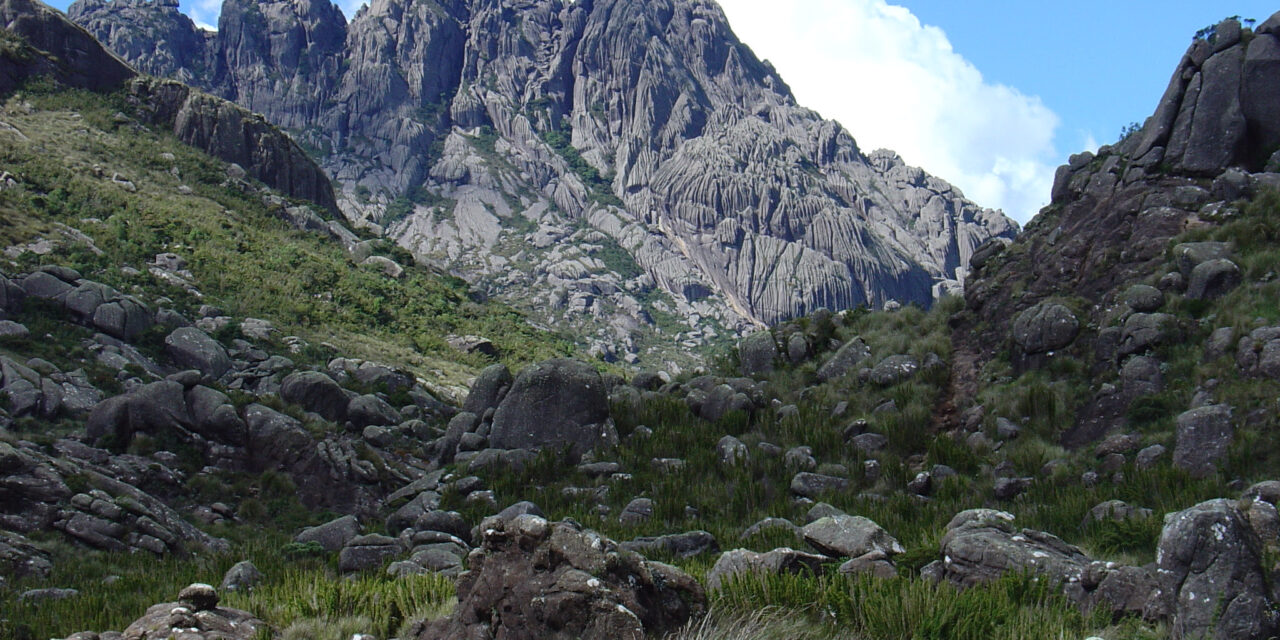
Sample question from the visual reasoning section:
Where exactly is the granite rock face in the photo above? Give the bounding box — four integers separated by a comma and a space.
70, 0, 1016, 362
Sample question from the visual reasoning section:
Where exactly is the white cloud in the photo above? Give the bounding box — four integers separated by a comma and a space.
717, 0, 1060, 223
188, 0, 221, 30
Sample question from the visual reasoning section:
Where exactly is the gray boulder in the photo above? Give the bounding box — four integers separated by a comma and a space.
1174, 242, 1232, 276
867, 355, 919, 386
1186, 258, 1242, 300
462, 364, 513, 415
1118, 313, 1176, 357
338, 534, 403, 573
1174, 405, 1233, 477
715, 435, 748, 466
1149, 499, 1279, 640
488, 359, 612, 458
738, 331, 777, 379
621, 531, 719, 559
280, 371, 350, 423
1124, 284, 1165, 312
164, 327, 230, 379
816, 337, 872, 381
347, 394, 401, 428
220, 560, 263, 592
801, 515, 902, 559
619, 498, 654, 526
706, 547, 831, 591
1012, 302, 1079, 354
789, 472, 849, 498
936, 509, 1090, 590
295, 515, 361, 552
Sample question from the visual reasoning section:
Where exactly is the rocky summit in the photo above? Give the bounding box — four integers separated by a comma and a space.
6, 4, 1280, 640
68, 0, 1014, 365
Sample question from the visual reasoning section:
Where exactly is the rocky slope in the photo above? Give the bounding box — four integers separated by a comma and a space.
68, 0, 1016, 364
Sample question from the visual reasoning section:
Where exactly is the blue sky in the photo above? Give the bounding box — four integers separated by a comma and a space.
46, 0, 1279, 222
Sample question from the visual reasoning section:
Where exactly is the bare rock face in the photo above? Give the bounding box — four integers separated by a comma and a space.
418, 514, 705, 640
123, 584, 263, 640
71, 0, 1016, 358
488, 359, 612, 458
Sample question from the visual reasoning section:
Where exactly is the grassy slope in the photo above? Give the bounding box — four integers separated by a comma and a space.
0, 83, 574, 394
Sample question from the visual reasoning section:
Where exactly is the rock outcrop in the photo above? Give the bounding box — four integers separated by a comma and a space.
70, 0, 1016, 363
1, 0, 337, 211
418, 514, 704, 640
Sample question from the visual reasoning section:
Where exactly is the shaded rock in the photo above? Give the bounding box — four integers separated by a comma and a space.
1174, 405, 1233, 477
420, 516, 704, 640
816, 337, 871, 381
177, 583, 218, 611
1124, 284, 1165, 312
1012, 303, 1079, 354
867, 355, 919, 386
488, 359, 611, 459
789, 472, 849, 499
738, 331, 777, 378
715, 435, 748, 466
994, 477, 1032, 500
619, 498, 654, 526
462, 364, 512, 415
280, 371, 349, 423
338, 534, 403, 573
838, 551, 898, 579
1136, 444, 1167, 469
740, 518, 801, 541
1084, 500, 1153, 526
1119, 313, 1176, 357
295, 514, 361, 552
1186, 257, 1242, 301
706, 547, 831, 591
937, 509, 1090, 590
620, 531, 719, 559
220, 560, 263, 593
347, 394, 401, 428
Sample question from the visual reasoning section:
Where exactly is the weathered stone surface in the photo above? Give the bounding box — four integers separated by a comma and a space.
462, 364, 513, 416
1124, 284, 1165, 312
867, 354, 919, 386
801, 515, 902, 559
738, 331, 777, 378
706, 547, 831, 591
338, 534, 403, 573
1149, 499, 1279, 640
164, 327, 231, 379
1012, 303, 1079, 354
1174, 405, 1233, 477
488, 359, 611, 458
220, 560, 263, 593
1186, 258, 1242, 300
295, 515, 361, 553
816, 337, 871, 381
620, 531, 719, 559
937, 509, 1090, 589
280, 371, 349, 423
420, 516, 704, 640
789, 472, 849, 499
121, 589, 263, 640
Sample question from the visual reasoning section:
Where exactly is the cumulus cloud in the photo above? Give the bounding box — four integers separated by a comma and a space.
186, 0, 221, 30
717, 0, 1060, 223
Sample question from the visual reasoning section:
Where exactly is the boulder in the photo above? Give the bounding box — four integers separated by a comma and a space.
419, 516, 704, 640
1149, 499, 1279, 639
1118, 313, 1176, 357
462, 364, 513, 415
219, 561, 263, 592
715, 435, 748, 465
816, 337, 872, 381
1186, 258, 1242, 300
338, 534, 403, 573
295, 515, 361, 552
1012, 302, 1079, 354
789, 472, 849, 499
1174, 242, 1232, 277
347, 394, 401, 428
867, 355, 919, 386
1174, 405, 1233, 477
280, 371, 350, 423
122, 586, 262, 640
801, 515, 902, 559
740, 518, 801, 541
1124, 284, 1165, 312
620, 531, 719, 558
738, 330, 777, 378
488, 359, 612, 458
706, 547, 831, 591
936, 509, 1090, 591
619, 498, 654, 526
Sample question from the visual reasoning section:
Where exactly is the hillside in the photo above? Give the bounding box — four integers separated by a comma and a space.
5, 5, 1280, 640
67, 0, 1016, 367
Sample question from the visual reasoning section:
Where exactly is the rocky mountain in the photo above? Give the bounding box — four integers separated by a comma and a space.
68, 0, 1015, 364
9, 5, 1280, 640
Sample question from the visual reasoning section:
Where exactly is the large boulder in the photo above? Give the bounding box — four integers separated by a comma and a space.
280, 371, 350, 423
801, 515, 903, 559
164, 327, 231, 379
122, 585, 263, 640
816, 337, 872, 382
1174, 405, 1233, 477
462, 364, 513, 415
1012, 302, 1079, 356
1148, 499, 1279, 640
1186, 258, 1242, 300
706, 547, 831, 591
738, 330, 777, 378
935, 509, 1090, 591
488, 359, 612, 458
295, 515, 361, 552
418, 515, 704, 640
